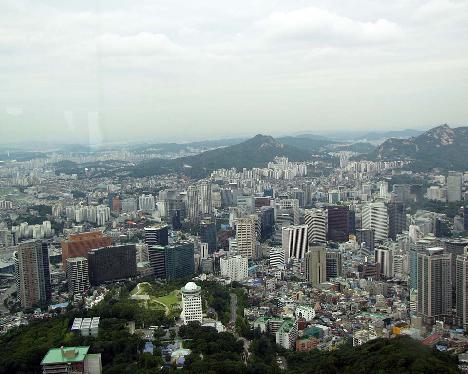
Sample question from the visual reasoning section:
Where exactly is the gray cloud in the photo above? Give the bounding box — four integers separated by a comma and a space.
1, 0, 468, 144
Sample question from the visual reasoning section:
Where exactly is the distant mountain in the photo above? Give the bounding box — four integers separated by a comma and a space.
130, 134, 311, 178
357, 129, 424, 141
364, 124, 468, 170
129, 138, 246, 154
333, 142, 376, 153
277, 135, 336, 152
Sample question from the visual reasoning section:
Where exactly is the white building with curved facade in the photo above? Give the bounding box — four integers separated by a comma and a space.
181, 282, 203, 324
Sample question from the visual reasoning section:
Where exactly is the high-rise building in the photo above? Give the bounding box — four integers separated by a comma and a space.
88, 244, 137, 286
200, 242, 209, 259
259, 206, 275, 241
199, 181, 212, 215
121, 198, 138, 213
304, 209, 326, 244
282, 225, 308, 261
326, 205, 349, 242
326, 251, 342, 280
61, 231, 112, 269
144, 225, 169, 247
456, 251, 468, 330
199, 220, 217, 254
362, 202, 388, 241
305, 246, 326, 286
235, 217, 257, 259
417, 247, 451, 325
375, 246, 393, 278
444, 239, 468, 283
447, 171, 463, 202
138, 194, 155, 212
356, 229, 375, 252
186, 185, 200, 222
15, 240, 51, 309
220, 255, 249, 281
387, 202, 406, 240
181, 282, 202, 324
269, 247, 285, 269
66, 257, 90, 294
164, 242, 195, 280
148, 245, 167, 278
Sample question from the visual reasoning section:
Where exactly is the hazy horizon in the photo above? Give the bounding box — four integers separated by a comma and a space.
2, 1, 468, 144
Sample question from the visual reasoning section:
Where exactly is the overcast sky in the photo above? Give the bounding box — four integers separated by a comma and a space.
1, 0, 468, 144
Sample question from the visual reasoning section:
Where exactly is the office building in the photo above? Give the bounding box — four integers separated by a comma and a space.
326, 251, 342, 280
326, 205, 349, 242
356, 229, 375, 252
121, 198, 137, 213
199, 220, 217, 254
235, 217, 257, 259
220, 255, 249, 281
88, 244, 137, 285
417, 247, 451, 325
387, 202, 406, 240
269, 247, 285, 269
144, 225, 169, 247
61, 231, 112, 269
66, 257, 90, 294
447, 171, 463, 202
15, 240, 51, 309
200, 242, 209, 259
362, 202, 388, 241
181, 282, 203, 324
375, 246, 393, 278
148, 245, 167, 278
282, 225, 308, 261
304, 209, 326, 244
165, 242, 195, 280
305, 246, 326, 286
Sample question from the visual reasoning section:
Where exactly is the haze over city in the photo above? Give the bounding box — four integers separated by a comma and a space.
2, 0, 468, 143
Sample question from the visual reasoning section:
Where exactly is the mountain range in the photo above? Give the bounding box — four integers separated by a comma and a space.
130, 134, 313, 178
364, 124, 468, 171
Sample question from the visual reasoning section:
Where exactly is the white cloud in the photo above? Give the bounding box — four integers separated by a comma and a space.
255, 6, 404, 45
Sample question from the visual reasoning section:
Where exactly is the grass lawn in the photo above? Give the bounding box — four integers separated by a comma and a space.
131, 283, 181, 316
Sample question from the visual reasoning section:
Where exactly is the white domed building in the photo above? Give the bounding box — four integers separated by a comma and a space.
181, 282, 202, 324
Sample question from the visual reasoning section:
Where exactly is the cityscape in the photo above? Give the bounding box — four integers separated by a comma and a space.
2, 1, 468, 374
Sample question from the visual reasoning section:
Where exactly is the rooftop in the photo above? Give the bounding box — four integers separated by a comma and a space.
41, 346, 90, 365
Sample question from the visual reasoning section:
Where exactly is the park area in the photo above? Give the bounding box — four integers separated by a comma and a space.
130, 282, 181, 317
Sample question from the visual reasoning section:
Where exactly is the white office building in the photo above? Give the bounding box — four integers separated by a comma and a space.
304, 209, 327, 244
282, 225, 308, 261
181, 282, 203, 324
362, 202, 388, 241
66, 257, 90, 294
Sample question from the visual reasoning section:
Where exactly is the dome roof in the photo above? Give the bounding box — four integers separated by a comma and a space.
184, 282, 198, 291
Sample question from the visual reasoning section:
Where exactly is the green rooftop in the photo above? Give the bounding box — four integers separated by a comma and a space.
41, 346, 90, 365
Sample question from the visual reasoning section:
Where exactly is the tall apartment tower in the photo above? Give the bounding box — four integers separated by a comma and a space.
447, 171, 463, 202
199, 181, 212, 215
66, 257, 90, 294
326, 205, 349, 242
362, 202, 388, 241
456, 250, 468, 330
305, 246, 326, 286
138, 194, 155, 212
144, 225, 169, 247
186, 185, 200, 222
387, 202, 406, 240
282, 225, 308, 261
304, 209, 327, 244
235, 217, 257, 259
417, 247, 452, 325
61, 231, 112, 269
15, 240, 51, 309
